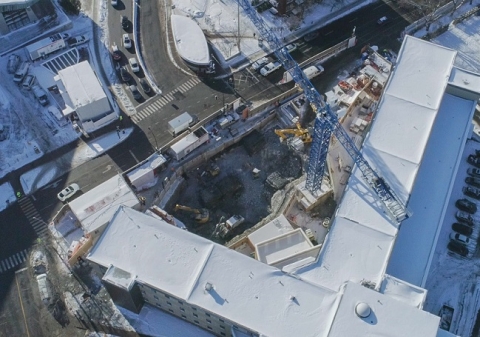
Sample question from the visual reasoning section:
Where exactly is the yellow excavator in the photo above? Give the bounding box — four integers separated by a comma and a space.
274, 121, 312, 143
174, 204, 210, 223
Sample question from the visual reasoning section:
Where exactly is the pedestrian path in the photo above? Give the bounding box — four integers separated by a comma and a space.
0, 249, 28, 273
132, 77, 201, 123
18, 196, 50, 238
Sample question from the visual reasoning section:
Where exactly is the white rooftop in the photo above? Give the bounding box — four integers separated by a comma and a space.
170, 130, 202, 154
293, 36, 459, 292
247, 214, 294, 246
57, 61, 107, 109
171, 15, 210, 66
69, 174, 139, 234
379, 274, 427, 309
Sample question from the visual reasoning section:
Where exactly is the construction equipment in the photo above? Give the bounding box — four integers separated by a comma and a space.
174, 204, 209, 223
274, 121, 312, 144
207, 162, 220, 177
238, 0, 409, 223
212, 215, 245, 238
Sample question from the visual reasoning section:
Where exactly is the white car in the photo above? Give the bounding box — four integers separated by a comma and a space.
285, 43, 297, 53
129, 57, 140, 72
67, 35, 88, 47
57, 183, 80, 202
251, 57, 269, 71
260, 61, 281, 76
111, 0, 118, 6
123, 34, 132, 49
449, 232, 470, 245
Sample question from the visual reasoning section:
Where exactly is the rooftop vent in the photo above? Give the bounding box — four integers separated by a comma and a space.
205, 282, 213, 292
355, 302, 371, 318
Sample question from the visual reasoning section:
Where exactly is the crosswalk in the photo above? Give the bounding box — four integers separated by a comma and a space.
0, 249, 28, 273
132, 77, 201, 123
18, 197, 50, 238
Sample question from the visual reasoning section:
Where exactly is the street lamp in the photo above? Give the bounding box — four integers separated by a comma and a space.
148, 127, 159, 151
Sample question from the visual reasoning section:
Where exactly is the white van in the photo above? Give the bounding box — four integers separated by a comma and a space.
13, 61, 30, 83
32, 85, 49, 106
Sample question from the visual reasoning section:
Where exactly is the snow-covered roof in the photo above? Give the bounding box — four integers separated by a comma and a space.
171, 15, 210, 66
126, 153, 166, 185
380, 274, 428, 309
170, 130, 201, 154
247, 214, 293, 246
294, 36, 458, 292
88, 206, 341, 337
69, 175, 139, 234
448, 66, 480, 95
57, 61, 106, 109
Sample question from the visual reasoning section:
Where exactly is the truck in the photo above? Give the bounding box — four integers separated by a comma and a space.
217, 113, 239, 129
278, 64, 324, 85
26, 35, 66, 61
167, 112, 198, 137
170, 127, 209, 161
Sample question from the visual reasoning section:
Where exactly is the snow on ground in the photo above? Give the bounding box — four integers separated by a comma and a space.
20, 127, 133, 194
50, 211, 84, 246
0, 182, 15, 212
119, 304, 214, 337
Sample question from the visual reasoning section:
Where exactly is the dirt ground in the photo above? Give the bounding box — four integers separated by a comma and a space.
170, 122, 304, 243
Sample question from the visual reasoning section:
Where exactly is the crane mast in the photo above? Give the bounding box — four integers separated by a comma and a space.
237, 0, 409, 223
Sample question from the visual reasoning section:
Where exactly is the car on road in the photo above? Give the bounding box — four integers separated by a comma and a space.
455, 198, 477, 214
466, 177, 480, 188
67, 35, 88, 47
123, 34, 132, 49
455, 210, 475, 226
377, 16, 388, 25
468, 167, 480, 177
285, 43, 297, 53
111, 44, 122, 61
21, 74, 35, 90
251, 57, 269, 71
119, 66, 131, 82
452, 222, 473, 236
121, 16, 130, 30
111, 0, 118, 6
468, 154, 480, 168
139, 78, 151, 94
57, 183, 80, 202
260, 61, 281, 76
129, 57, 140, 72
450, 232, 470, 245
303, 31, 319, 42
129, 85, 142, 100
447, 240, 469, 257
463, 186, 480, 200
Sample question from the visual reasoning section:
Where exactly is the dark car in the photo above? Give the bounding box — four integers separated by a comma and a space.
119, 67, 131, 82
468, 167, 480, 177
303, 31, 319, 42
455, 210, 475, 226
455, 198, 477, 214
129, 85, 142, 100
463, 186, 480, 200
466, 177, 480, 188
139, 78, 151, 94
468, 155, 480, 168
121, 15, 130, 30
447, 240, 469, 257
377, 16, 388, 25
452, 222, 473, 236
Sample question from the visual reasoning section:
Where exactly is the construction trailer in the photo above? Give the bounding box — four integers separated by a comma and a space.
26, 35, 66, 61
278, 65, 324, 85
170, 127, 209, 161
167, 112, 198, 136
217, 113, 239, 129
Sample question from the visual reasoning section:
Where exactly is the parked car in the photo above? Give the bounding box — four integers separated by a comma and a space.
121, 15, 130, 30
260, 61, 281, 76
455, 210, 475, 226
466, 177, 480, 188
111, 44, 122, 61
111, 0, 118, 6
468, 154, 480, 168
119, 66, 131, 82
377, 16, 388, 25
285, 43, 297, 53
452, 222, 473, 236
123, 34, 132, 49
21, 74, 35, 90
129, 85, 142, 100
129, 57, 140, 72
139, 78, 151, 94
7, 54, 20, 74
450, 232, 470, 245
67, 35, 88, 47
447, 240, 469, 257
455, 198, 477, 214
57, 183, 80, 202
32, 85, 48, 106
251, 57, 269, 71
463, 186, 480, 200
468, 167, 480, 177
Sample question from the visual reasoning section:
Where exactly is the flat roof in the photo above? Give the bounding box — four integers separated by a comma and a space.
171, 15, 210, 66
170, 130, 202, 154
88, 207, 341, 337
57, 61, 106, 109
380, 274, 428, 309
126, 153, 166, 185
69, 175, 139, 234
247, 214, 294, 246
294, 36, 458, 292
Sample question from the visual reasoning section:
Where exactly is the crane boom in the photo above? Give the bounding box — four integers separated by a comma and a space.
237, 0, 409, 223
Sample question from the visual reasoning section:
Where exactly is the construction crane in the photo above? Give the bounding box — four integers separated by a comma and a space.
237, 0, 408, 223
274, 121, 312, 144
174, 204, 210, 223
